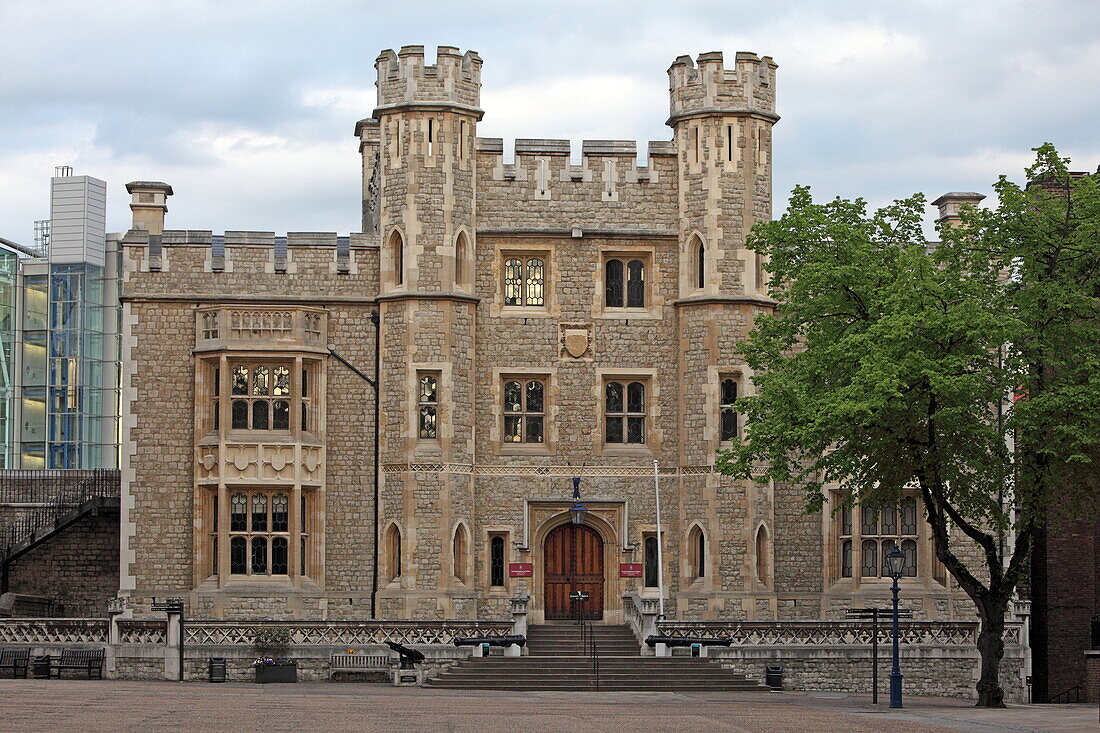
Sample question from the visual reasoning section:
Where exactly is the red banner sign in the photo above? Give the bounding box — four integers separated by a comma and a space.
619, 563, 643, 578
509, 562, 533, 578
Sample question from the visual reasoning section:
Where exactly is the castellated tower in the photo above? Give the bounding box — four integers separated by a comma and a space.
668, 52, 781, 618
366, 45, 482, 618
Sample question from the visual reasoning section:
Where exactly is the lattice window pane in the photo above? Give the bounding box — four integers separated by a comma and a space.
252, 494, 268, 532
503, 415, 521, 443
605, 382, 623, 413
419, 375, 437, 404
272, 493, 289, 532
626, 416, 645, 444
606, 416, 623, 443
252, 366, 269, 396
271, 537, 288, 575
232, 366, 248, 395
252, 400, 269, 430
490, 536, 505, 587
881, 506, 897, 535
251, 537, 268, 574
627, 382, 645, 413
861, 539, 878, 577
504, 258, 523, 306
230, 493, 247, 532
841, 506, 852, 536
504, 381, 522, 412
841, 539, 852, 578
721, 378, 737, 406
273, 366, 290, 396
605, 259, 624, 307
880, 539, 897, 577
861, 509, 878, 536
273, 400, 290, 430
626, 259, 645, 307
525, 380, 543, 413
902, 539, 917, 577
526, 416, 544, 443
419, 407, 437, 439
230, 536, 247, 574
525, 258, 545, 307
720, 408, 738, 441
644, 536, 659, 587
901, 496, 917, 535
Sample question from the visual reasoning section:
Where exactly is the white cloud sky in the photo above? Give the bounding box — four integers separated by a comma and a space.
1, 0, 1097, 243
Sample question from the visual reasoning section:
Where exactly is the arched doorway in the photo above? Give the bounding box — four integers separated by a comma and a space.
544, 523, 604, 620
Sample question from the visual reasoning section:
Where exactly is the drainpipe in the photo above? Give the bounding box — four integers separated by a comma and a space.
328, 308, 381, 618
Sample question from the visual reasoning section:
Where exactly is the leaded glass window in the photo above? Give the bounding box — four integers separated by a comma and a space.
225, 361, 297, 431
418, 372, 439, 439
605, 380, 646, 444
490, 535, 506, 587
503, 256, 546, 307
644, 535, 659, 588
838, 497, 920, 579
720, 377, 738, 441
605, 257, 647, 308
503, 378, 546, 444
223, 489, 297, 577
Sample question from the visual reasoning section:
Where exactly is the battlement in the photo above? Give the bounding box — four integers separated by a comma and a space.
667, 50, 777, 123
375, 45, 483, 114
476, 138, 676, 188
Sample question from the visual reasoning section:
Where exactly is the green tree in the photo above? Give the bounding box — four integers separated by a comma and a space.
718, 145, 1100, 707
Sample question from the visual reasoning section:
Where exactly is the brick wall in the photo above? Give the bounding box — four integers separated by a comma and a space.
4, 512, 119, 616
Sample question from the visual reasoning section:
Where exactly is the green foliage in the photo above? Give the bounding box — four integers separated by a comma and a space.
253, 626, 293, 655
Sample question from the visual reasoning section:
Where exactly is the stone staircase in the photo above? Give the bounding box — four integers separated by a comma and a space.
426, 623, 771, 692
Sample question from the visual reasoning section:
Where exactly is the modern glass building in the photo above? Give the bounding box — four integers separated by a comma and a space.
3, 170, 121, 469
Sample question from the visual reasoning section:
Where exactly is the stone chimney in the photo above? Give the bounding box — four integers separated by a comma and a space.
931, 192, 985, 228
125, 181, 173, 234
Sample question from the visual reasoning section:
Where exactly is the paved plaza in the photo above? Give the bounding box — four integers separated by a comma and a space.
0, 681, 1097, 733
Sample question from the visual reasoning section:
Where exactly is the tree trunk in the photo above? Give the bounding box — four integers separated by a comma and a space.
975, 597, 1008, 707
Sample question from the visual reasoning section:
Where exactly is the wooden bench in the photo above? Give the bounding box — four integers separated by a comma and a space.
0, 649, 30, 678
50, 648, 105, 679
329, 653, 392, 682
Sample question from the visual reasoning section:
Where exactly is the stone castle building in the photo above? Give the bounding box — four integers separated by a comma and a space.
118, 45, 973, 623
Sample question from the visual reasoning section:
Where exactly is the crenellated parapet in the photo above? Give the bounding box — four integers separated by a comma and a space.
375, 45, 483, 115
668, 51, 777, 124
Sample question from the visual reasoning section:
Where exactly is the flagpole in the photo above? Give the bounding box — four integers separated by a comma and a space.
653, 459, 665, 619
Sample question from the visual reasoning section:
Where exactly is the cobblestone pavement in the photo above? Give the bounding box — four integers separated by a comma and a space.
1, 681, 1096, 732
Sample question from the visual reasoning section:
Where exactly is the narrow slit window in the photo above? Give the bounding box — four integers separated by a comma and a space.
418, 372, 439, 440
720, 377, 738, 441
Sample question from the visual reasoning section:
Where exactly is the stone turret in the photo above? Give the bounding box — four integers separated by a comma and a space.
668, 51, 777, 125
374, 45, 483, 112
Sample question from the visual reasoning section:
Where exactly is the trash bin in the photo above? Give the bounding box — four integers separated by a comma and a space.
32, 655, 51, 679
208, 657, 227, 683
765, 664, 783, 690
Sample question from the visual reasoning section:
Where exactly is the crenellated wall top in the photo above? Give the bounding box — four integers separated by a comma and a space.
374, 45, 483, 115
667, 50, 778, 124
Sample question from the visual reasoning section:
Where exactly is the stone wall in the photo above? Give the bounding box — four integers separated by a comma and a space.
4, 512, 118, 616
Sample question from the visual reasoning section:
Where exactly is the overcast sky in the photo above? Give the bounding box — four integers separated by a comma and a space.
1, 0, 1097, 244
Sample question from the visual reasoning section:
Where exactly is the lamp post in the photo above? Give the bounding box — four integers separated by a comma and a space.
569, 477, 588, 525
884, 545, 906, 709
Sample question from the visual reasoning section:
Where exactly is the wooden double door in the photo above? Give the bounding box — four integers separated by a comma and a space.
544, 523, 604, 620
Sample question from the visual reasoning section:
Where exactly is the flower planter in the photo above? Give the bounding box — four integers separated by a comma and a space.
255, 664, 298, 683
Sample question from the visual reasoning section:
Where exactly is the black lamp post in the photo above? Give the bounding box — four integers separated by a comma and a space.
569, 477, 587, 525
884, 544, 906, 709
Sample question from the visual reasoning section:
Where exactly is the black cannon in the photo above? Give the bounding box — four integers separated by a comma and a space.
645, 635, 733, 648
386, 640, 426, 669
453, 634, 527, 648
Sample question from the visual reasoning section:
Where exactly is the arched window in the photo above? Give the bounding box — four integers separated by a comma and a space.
386, 524, 402, 582
455, 232, 470, 290
605, 257, 646, 308
755, 525, 769, 584
489, 535, 506, 587
453, 524, 469, 583
643, 535, 659, 588
720, 377, 738, 441
694, 236, 705, 289
389, 230, 404, 286
688, 525, 706, 579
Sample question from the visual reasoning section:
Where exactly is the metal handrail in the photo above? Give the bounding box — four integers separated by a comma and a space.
1, 471, 120, 557
1046, 684, 1083, 704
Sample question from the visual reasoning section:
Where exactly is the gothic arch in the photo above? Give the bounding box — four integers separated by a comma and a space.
454, 229, 473, 291
451, 521, 471, 584
755, 522, 770, 585
688, 231, 706, 290
686, 523, 707, 580
383, 521, 404, 584
386, 226, 405, 287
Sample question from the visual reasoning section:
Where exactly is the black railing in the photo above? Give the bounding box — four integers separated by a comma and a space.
0, 470, 120, 556
1046, 684, 1084, 704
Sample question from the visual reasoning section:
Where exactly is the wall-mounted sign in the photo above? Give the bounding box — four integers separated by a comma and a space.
619, 563, 643, 578
509, 562, 533, 578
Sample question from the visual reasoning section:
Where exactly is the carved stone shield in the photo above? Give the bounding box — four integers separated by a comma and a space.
564, 329, 588, 358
